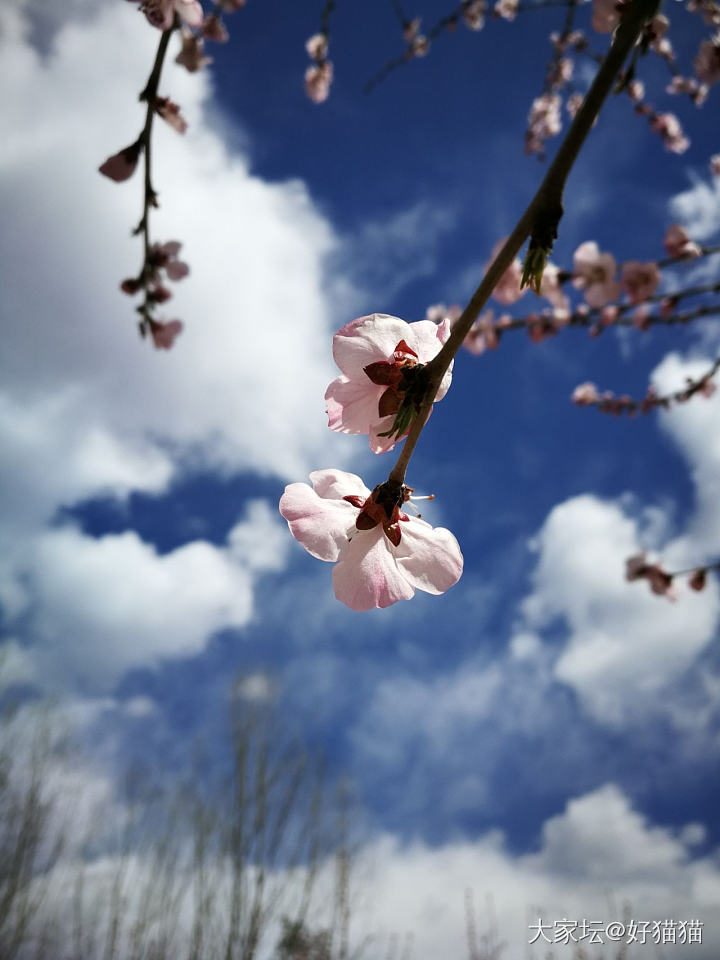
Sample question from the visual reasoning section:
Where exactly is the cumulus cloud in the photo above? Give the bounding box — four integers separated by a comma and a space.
0, 3, 340, 483
352, 784, 720, 960
505, 347, 720, 729
522, 494, 718, 726
3, 499, 287, 689
653, 353, 720, 554
0, 2, 352, 688
670, 173, 720, 242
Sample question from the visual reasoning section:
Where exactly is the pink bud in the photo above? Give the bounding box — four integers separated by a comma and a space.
572, 382, 599, 405
202, 14, 229, 42
150, 319, 183, 350
121, 277, 141, 295
154, 97, 188, 134
99, 142, 142, 182
305, 32, 328, 60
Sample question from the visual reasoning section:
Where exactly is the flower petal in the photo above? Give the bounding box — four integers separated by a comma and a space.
325, 376, 381, 435
369, 416, 400, 454
394, 518, 464, 595
405, 318, 449, 362
177, 0, 204, 26
332, 527, 415, 610
332, 314, 410, 379
280, 481, 356, 562
309, 469, 370, 501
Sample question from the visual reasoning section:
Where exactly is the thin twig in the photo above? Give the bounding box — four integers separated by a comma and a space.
387, 0, 659, 486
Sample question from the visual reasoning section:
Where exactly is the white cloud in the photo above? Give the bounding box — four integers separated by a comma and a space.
534, 784, 687, 883
511, 349, 720, 728
670, 173, 720, 242
0, 638, 36, 690
8, 498, 288, 688
653, 353, 720, 554
360, 783, 720, 960
522, 494, 718, 726
0, 3, 340, 483
0, 2, 356, 687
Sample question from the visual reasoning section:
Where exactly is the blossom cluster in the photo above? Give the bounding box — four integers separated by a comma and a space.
280, 314, 463, 610
571, 376, 716, 416
426, 223, 718, 357
305, 32, 333, 103
99, 0, 245, 346
626, 553, 709, 599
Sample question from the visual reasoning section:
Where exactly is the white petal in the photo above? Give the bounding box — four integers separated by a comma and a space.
332, 527, 415, 610
405, 319, 447, 363
309, 469, 370, 501
369, 415, 399, 454
325, 376, 381, 435
394, 518, 464, 595
332, 314, 410, 380
280, 481, 357, 562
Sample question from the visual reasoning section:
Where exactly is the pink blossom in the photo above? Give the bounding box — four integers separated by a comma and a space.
487, 238, 527, 305
140, 0, 203, 30
601, 304, 620, 326
279, 470, 463, 610
572, 382, 599, 405
666, 75, 700, 97
526, 312, 557, 343
404, 19, 430, 56
149, 241, 190, 282
711, 154, 720, 175
539, 263, 570, 311
621, 260, 660, 304
646, 13, 669, 49
651, 113, 690, 153
566, 93, 584, 118
98, 142, 142, 182
305, 62, 333, 103
175, 31, 213, 72
654, 37, 674, 61
462, 0, 486, 30
663, 224, 701, 259
625, 552, 675, 599
547, 57, 573, 91
154, 97, 187, 134
572, 241, 621, 308
592, 0, 621, 33
464, 310, 499, 354
494, 0, 518, 20
694, 38, 720, 85
525, 94, 562, 154
305, 32, 329, 60
325, 314, 453, 454
687, 0, 720, 24
217, 0, 245, 10
149, 319, 183, 349
202, 13, 229, 42
121, 277, 142, 295
627, 79, 645, 102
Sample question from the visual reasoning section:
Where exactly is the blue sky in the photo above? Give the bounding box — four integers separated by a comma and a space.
2, 0, 720, 955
